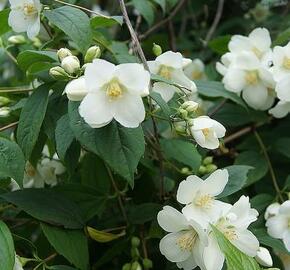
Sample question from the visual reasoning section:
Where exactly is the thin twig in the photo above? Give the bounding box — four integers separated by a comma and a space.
43, 253, 57, 263
204, 0, 225, 46
0, 87, 32, 93
139, 0, 188, 40
0, 121, 19, 132
254, 130, 284, 202
168, 21, 177, 51
208, 99, 227, 116
5, 49, 17, 64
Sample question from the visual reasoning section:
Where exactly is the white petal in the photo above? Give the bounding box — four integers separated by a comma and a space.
64, 76, 88, 101
115, 63, 150, 96
191, 116, 213, 130
157, 206, 189, 233
148, 60, 159, 74
258, 93, 275, 111
177, 175, 204, 204
235, 51, 260, 70
84, 59, 116, 92
8, 10, 30, 32
176, 255, 197, 270
273, 46, 286, 67
27, 16, 40, 39
171, 69, 197, 92
283, 230, 290, 252
249, 28, 271, 53
255, 247, 273, 267
159, 232, 191, 262
229, 35, 252, 53
156, 51, 184, 69
202, 169, 228, 196
242, 84, 268, 110
258, 67, 275, 88
279, 200, 290, 215
222, 68, 246, 93
269, 101, 290, 118
266, 215, 288, 239
182, 57, 192, 68
216, 62, 227, 76
232, 230, 259, 257
191, 130, 206, 148
264, 202, 281, 220
276, 76, 290, 102
79, 92, 113, 128
112, 93, 145, 128
152, 82, 177, 102
182, 204, 212, 228
212, 119, 226, 138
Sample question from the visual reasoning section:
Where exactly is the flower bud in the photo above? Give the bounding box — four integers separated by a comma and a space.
153, 43, 162, 56
57, 48, 72, 61
131, 261, 142, 270
255, 247, 273, 267
64, 76, 88, 101
178, 108, 188, 119
84, 45, 101, 63
0, 96, 10, 106
264, 202, 280, 220
203, 156, 213, 165
61, 56, 80, 74
206, 164, 217, 173
131, 236, 141, 247
174, 122, 187, 134
49, 66, 70, 80
181, 167, 191, 175
0, 107, 10, 117
181, 100, 199, 112
122, 263, 131, 270
32, 37, 42, 48
8, 35, 26, 44
131, 247, 140, 260
142, 258, 153, 269
198, 165, 207, 175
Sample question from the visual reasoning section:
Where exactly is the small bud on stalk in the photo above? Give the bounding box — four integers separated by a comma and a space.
61, 56, 80, 74
49, 66, 70, 80
84, 45, 101, 63
8, 35, 26, 44
57, 48, 72, 61
153, 43, 162, 56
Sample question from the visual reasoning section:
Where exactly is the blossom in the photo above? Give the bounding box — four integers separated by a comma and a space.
222, 51, 275, 110
148, 51, 197, 102
8, 0, 42, 39
61, 55, 80, 74
266, 200, 290, 252
157, 206, 208, 270
184, 59, 207, 81
264, 202, 281, 220
177, 169, 230, 227
272, 42, 290, 82
269, 100, 290, 118
189, 116, 226, 149
203, 196, 259, 270
79, 59, 150, 128
255, 247, 273, 267
64, 76, 88, 101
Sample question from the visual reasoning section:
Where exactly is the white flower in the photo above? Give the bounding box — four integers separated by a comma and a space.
184, 59, 207, 81
157, 206, 208, 270
61, 55, 80, 74
222, 51, 275, 110
13, 255, 23, 270
264, 202, 281, 220
149, 51, 197, 102
202, 196, 259, 270
255, 247, 273, 267
274, 76, 290, 102
216, 52, 235, 76
272, 42, 290, 82
79, 59, 150, 128
64, 76, 88, 101
177, 169, 230, 227
189, 116, 226, 150
269, 100, 290, 118
8, 0, 42, 39
266, 200, 290, 252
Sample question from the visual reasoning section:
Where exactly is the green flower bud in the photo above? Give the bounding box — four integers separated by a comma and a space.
8, 35, 26, 44
84, 45, 101, 63
178, 108, 188, 119
57, 48, 72, 61
49, 66, 70, 80
142, 258, 153, 269
181, 167, 191, 175
32, 37, 42, 48
131, 247, 140, 260
131, 261, 142, 270
122, 263, 132, 270
0, 96, 11, 106
61, 56, 80, 74
181, 101, 199, 112
206, 164, 218, 174
198, 165, 207, 175
203, 156, 213, 165
153, 43, 162, 56
131, 236, 141, 247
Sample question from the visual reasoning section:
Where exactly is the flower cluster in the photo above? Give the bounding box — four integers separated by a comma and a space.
157, 169, 272, 270
265, 201, 290, 252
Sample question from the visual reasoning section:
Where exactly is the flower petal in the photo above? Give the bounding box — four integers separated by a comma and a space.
232, 230, 259, 257
222, 68, 246, 93
276, 76, 290, 102
266, 215, 288, 239
176, 255, 197, 270
27, 16, 40, 39
156, 51, 184, 69
249, 28, 271, 54
229, 35, 252, 53
283, 230, 290, 252
64, 76, 88, 101
8, 10, 30, 32
202, 169, 229, 196
171, 69, 197, 92
242, 84, 268, 110
152, 82, 177, 102
235, 51, 260, 70
269, 101, 290, 118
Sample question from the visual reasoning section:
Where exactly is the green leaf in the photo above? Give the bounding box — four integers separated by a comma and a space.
132, 0, 155, 25
273, 137, 290, 158
160, 138, 202, 172
90, 16, 123, 28
218, 165, 253, 198
128, 203, 162, 224
235, 151, 268, 186
44, 6, 92, 52
17, 50, 58, 71
0, 221, 15, 270
41, 223, 89, 270
0, 138, 25, 187
273, 27, 290, 46
0, 9, 11, 36
208, 35, 231, 55
150, 92, 172, 121
195, 80, 246, 108
87, 226, 125, 243
1, 189, 85, 229
152, 0, 166, 12
55, 114, 74, 161
68, 102, 145, 186
17, 84, 50, 160
211, 225, 261, 270
250, 194, 274, 213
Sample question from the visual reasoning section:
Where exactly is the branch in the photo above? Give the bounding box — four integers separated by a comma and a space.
0, 121, 19, 132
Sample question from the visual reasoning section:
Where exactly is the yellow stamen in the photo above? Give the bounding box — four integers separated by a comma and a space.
283, 57, 290, 69
158, 65, 172, 80
26, 164, 36, 177
106, 81, 123, 99
202, 128, 210, 137
252, 47, 262, 59
23, 3, 37, 16
176, 230, 197, 251
195, 194, 213, 208
245, 71, 258, 85
192, 71, 203, 80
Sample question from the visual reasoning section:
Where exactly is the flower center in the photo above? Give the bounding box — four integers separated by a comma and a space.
283, 57, 290, 69
176, 230, 197, 251
195, 194, 213, 208
23, 3, 37, 16
245, 71, 258, 85
252, 47, 262, 59
158, 65, 172, 80
192, 71, 203, 80
26, 163, 36, 177
106, 81, 123, 100
202, 128, 211, 137
216, 218, 238, 241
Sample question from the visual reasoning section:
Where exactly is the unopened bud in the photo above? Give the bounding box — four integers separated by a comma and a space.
206, 164, 217, 173
84, 45, 101, 63
57, 48, 72, 61
49, 66, 69, 80
122, 263, 131, 270
255, 247, 273, 267
32, 37, 42, 48
153, 43, 162, 57
181, 101, 199, 112
61, 56, 80, 74
198, 165, 207, 175
142, 258, 153, 269
64, 76, 88, 101
0, 107, 10, 117
131, 261, 142, 270
131, 247, 140, 260
131, 236, 141, 247
203, 156, 213, 165
0, 97, 10, 106
178, 108, 188, 119
174, 122, 187, 134
8, 35, 26, 44
181, 167, 191, 175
